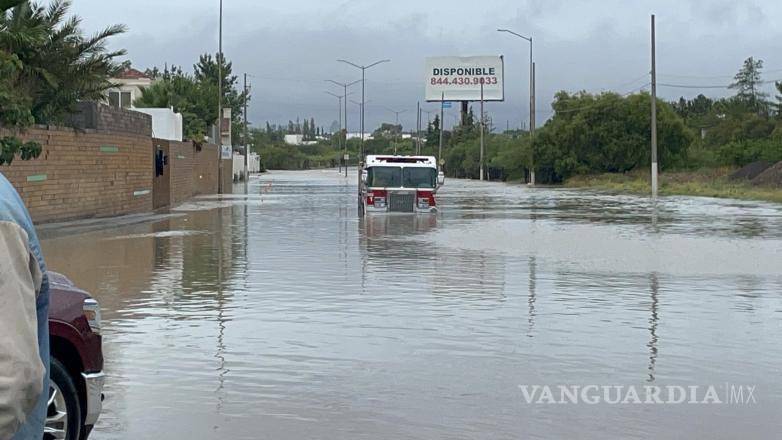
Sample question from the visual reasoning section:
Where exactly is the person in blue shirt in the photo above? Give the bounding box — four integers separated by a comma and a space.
0, 172, 49, 440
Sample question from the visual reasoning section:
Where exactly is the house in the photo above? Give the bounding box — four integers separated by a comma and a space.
284, 134, 305, 145
106, 67, 154, 109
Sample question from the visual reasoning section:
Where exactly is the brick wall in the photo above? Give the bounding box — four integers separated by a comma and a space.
193, 143, 219, 196
1, 125, 154, 223
66, 102, 152, 135
221, 159, 234, 195
152, 139, 171, 209
1, 103, 224, 223
168, 141, 195, 206
148, 139, 223, 210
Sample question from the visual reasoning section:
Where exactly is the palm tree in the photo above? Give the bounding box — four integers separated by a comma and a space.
1, 0, 125, 164
1, 0, 126, 124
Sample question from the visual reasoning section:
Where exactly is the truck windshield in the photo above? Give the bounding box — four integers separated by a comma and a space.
367, 166, 402, 187
402, 167, 437, 188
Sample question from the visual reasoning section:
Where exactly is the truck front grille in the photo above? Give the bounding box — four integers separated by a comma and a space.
389, 192, 415, 212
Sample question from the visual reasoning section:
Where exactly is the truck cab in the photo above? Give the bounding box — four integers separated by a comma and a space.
359, 155, 445, 214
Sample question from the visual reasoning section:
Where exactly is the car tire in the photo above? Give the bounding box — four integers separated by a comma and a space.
46, 358, 82, 440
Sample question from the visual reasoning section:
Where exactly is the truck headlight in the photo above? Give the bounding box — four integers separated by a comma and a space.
83, 298, 101, 335
374, 197, 386, 208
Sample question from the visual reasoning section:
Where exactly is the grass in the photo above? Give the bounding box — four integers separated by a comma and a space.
564, 168, 782, 204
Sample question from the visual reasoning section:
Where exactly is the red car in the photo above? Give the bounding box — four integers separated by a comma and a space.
46, 272, 105, 440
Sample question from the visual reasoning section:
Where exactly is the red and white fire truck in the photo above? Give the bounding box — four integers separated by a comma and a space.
358, 155, 445, 214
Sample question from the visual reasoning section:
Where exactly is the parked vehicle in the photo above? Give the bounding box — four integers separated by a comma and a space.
47, 272, 104, 440
358, 155, 445, 215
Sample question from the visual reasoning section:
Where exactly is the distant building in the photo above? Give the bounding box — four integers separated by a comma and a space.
346, 132, 373, 141
284, 134, 305, 145
106, 67, 153, 109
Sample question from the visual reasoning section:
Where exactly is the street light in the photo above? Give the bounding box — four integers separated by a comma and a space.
326, 79, 361, 177
383, 107, 406, 155
498, 28, 536, 185
383, 107, 407, 125
337, 58, 391, 159
326, 90, 354, 177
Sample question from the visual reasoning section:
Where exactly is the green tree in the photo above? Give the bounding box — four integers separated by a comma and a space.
729, 57, 768, 113
1, 0, 125, 164
135, 53, 249, 143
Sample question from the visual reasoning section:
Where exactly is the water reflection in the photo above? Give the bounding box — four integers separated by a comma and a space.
647, 272, 659, 383
38, 171, 782, 440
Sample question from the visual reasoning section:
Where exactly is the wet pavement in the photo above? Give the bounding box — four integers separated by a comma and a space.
40, 169, 782, 439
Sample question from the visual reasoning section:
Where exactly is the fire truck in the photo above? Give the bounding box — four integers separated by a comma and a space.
358, 155, 445, 214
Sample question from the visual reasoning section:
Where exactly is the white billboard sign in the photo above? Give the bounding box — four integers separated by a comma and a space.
425, 56, 504, 102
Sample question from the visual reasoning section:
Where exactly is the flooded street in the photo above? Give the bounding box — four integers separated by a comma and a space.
40, 169, 782, 439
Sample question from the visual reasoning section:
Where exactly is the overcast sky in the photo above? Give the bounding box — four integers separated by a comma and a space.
70, 0, 782, 132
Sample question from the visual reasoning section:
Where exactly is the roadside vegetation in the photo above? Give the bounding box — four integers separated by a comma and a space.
0, 0, 125, 164
134, 55, 248, 143
254, 56, 782, 202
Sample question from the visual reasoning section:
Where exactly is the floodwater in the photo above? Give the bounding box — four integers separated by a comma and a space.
40, 170, 782, 439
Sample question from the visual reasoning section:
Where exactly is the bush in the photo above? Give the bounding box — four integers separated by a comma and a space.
716, 139, 782, 167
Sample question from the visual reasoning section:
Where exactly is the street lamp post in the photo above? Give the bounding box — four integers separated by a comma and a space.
326, 79, 360, 178
384, 107, 406, 155
325, 91, 344, 172
337, 59, 390, 160
498, 28, 535, 185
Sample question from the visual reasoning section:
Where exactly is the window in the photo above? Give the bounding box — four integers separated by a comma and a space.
402, 167, 437, 188
108, 91, 133, 108
121, 91, 132, 108
108, 91, 120, 107
367, 166, 402, 187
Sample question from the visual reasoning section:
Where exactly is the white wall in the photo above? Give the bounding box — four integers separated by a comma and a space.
133, 108, 183, 141
284, 134, 304, 145
232, 153, 261, 181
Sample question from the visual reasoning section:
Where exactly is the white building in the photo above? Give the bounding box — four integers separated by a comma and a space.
106, 67, 153, 108
284, 134, 305, 145
346, 132, 374, 141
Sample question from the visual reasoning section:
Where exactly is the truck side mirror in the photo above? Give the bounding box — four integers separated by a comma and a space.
361, 170, 368, 184
437, 171, 445, 186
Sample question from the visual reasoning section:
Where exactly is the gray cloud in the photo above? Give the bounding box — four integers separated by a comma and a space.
70, 0, 782, 131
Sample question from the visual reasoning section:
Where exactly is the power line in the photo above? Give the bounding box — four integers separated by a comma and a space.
658, 78, 782, 89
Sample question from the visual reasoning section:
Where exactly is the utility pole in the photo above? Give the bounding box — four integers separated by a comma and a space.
651, 14, 659, 199
480, 81, 485, 181
217, 0, 223, 193
531, 62, 536, 185
243, 73, 249, 183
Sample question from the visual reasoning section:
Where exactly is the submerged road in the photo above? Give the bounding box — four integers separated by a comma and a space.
41, 169, 782, 439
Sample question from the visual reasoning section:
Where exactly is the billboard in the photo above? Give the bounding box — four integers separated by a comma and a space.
425, 56, 504, 102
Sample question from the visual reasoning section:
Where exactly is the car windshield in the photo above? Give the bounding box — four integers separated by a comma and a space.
402, 167, 437, 188
367, 166, 402, 187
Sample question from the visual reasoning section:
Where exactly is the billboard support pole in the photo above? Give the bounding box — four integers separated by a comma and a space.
439, 92, 444, 171
416, 101, 421, 155
479, 81, 485, 181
